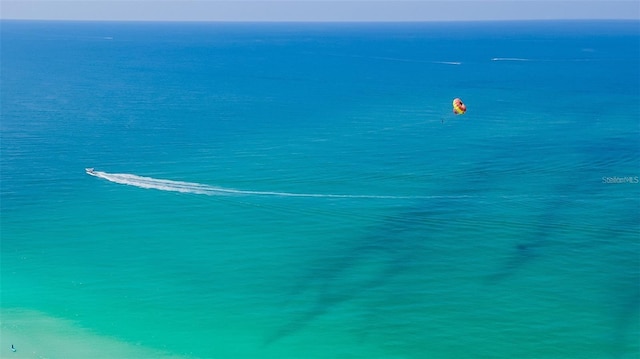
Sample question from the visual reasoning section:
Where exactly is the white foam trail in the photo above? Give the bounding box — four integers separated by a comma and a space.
432, 61, 462, 65
330, 54, 461, 65
491, 57, 531, 61
491, 57, 592, 63
88, 170, 446, 199
90, 171, 217, 195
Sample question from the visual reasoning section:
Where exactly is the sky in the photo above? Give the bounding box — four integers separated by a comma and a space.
1, 0, 639, 22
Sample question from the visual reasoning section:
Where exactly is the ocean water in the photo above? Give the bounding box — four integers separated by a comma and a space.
1, 20, 639, 358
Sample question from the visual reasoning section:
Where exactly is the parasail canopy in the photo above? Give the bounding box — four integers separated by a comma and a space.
452, 98, 466, 115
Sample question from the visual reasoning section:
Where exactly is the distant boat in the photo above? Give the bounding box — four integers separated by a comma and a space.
85, 168, 96, 175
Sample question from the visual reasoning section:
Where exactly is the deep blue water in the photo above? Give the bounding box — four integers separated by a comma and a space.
1, 20, 639, 358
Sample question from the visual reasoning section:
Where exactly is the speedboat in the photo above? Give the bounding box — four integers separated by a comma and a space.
85, 168, 96, 175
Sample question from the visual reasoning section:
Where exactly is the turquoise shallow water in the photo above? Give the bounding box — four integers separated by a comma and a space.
1, 20, 639, 358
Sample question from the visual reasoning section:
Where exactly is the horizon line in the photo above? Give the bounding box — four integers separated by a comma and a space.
2, 18, 638, 23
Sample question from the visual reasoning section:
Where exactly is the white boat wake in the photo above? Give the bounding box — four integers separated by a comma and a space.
491, 57, 532, 62
86, 169, 440, 199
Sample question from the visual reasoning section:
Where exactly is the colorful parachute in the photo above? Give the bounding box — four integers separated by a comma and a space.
452, 98, 466, 115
